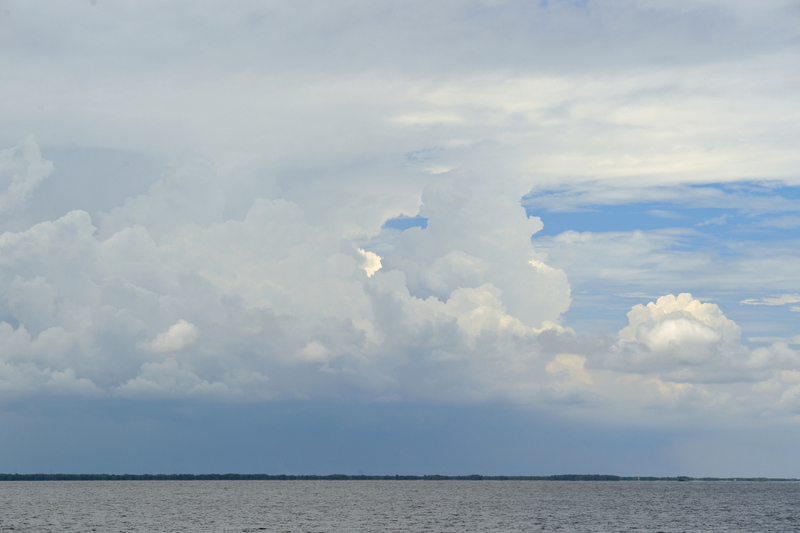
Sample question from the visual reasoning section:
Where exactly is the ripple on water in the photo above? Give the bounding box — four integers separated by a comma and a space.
0, 480, 797, 532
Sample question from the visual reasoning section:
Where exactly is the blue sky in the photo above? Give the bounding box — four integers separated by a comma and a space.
524, 182, 800, 337
1, 0, 799, 476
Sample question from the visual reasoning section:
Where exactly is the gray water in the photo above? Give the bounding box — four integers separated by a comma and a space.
0, 480, 797, 532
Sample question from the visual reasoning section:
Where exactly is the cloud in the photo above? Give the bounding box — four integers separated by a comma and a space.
741, 294, 800, 306
573, 293, 768, 390
357, 249, 382, 277
0, 170, 797, 422
115, 358, 231, 398
0, 0, 796, 434
647, 209, 684, 219
0, 132, 794, 427
296, 341, 330, 363
0, 150, 570, 403
747, 335, 800, 346
524, 182, 800, 215
532, 228, 706, 294
381, 173, 572, 329
546, 354, 593, 390
0, 357, 101, 398
438, 284, 530, 337
139, 319, 198, 353
0, 135, 53, 215
620, 293, 741, 348
756, 216, 800, 229
424, 166, 455, 175
698, 214, 730, 227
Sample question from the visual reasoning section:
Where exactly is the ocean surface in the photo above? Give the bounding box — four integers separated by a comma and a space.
0, 480, 797, 532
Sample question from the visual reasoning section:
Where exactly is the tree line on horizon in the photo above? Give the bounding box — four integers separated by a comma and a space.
0, 473, 795, 482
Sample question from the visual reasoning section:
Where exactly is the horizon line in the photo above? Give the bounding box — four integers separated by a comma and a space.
1, 474, 798, 482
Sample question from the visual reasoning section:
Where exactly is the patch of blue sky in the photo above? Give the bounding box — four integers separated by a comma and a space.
524, 182, 800, 241
524, 181, 800, 210
524, 182, 800, 341
383, 216, 428, 231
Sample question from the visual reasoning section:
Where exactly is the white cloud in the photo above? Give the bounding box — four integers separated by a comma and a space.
757, 216, 800, 229
747, 335, 800, 346
0, 135, 53, 215
357, 249, 382, 277
440, 284, 530, 337
381, 173, 572, 329
296, 341, 329, 363
620, 293, 741, 348
0, 134, 793, 425
0, 175, 796, 422
741, 294, 800, 306
524, 182, 800, 214
424, 166, 455, 175
546, 354, 594, 390
115, 358, 229, 398
746, 342, 800, 370
698, 214, 730, 227
636, 317, 722, 353
0, 152, 567, 401
139, 319, 198, 353
0, 360, 100, 398
601, 294, 752, 382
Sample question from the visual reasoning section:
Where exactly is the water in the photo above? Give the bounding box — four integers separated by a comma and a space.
0, 480, 796, 532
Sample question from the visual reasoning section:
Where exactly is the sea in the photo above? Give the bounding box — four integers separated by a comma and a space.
0, 480, 797, 532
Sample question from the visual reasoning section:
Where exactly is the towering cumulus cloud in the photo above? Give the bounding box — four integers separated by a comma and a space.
382, 174, 571, 328
0, 140, 574, 402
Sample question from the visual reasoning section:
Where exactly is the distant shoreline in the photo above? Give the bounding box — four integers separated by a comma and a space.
0, 474, 797, 482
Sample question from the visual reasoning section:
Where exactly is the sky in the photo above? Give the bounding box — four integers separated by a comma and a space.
0, 0, 799, 477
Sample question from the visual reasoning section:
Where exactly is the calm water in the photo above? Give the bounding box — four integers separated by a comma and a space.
0, 480, 796, 532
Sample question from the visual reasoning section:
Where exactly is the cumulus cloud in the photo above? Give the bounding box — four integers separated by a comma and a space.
0, 136, 53, 215
0, 359, 100, 398
0, 135, 795, 425
357, 249, 382, 278
139, 320, 198, 353
620, 293, 741, 349
593, 293, 758, 387
546, 354, 593, 390
381, 173, 572, 329
115, 358, 230, 398
0, 163, 796, 422
0, 146, 570, 404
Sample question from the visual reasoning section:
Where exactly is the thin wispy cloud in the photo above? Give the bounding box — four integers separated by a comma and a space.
741, 294, 800, 306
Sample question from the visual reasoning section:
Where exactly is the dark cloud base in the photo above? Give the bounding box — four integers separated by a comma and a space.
1, 398, 798, 478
